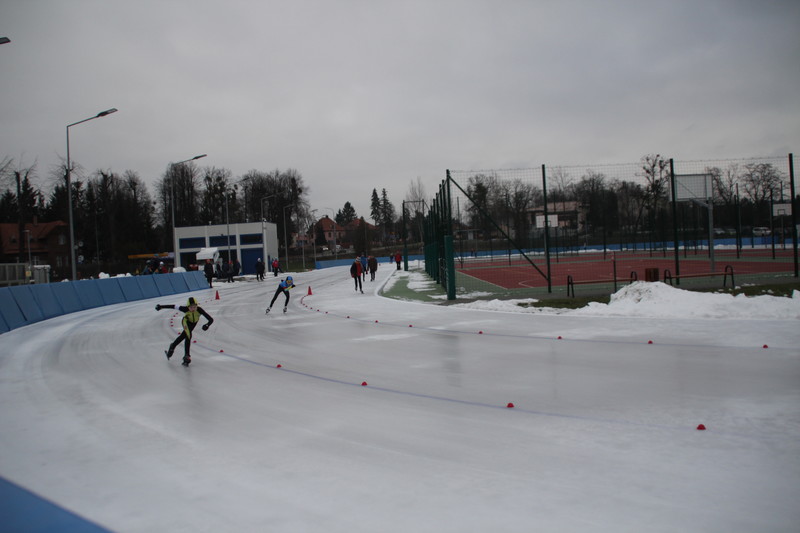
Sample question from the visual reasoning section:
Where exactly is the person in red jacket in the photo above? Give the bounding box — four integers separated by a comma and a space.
394, 251, 402, 270
350, 257, 363, 293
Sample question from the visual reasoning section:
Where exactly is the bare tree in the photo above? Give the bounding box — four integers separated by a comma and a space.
740, 162, 784, 204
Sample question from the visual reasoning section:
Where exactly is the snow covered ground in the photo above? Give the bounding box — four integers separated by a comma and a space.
1, 266, 798, 532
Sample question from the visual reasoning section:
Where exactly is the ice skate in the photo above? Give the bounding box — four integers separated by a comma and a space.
265, 308, 271, 314
165, 350, 173, 360
283, 306, 287, 313
182, 356, 191, 367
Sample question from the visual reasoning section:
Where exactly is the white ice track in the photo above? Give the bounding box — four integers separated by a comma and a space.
1, 266, 799, 533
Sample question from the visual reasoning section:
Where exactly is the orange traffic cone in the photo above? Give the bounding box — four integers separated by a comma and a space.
215, 290, 220, 300
307, 286, 313, 296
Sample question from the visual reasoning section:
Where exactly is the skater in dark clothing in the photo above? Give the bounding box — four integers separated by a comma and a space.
255, 258, 266, 281
351, 257, 363, 293
367, 255, 378, 281
222, 261, 231, 282
156, 296, 214, 366
203, 259, 214, 288
271, 258, 280, 277
266, 275, 295, 314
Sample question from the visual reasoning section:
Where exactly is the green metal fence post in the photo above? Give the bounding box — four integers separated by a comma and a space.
670, 158, 681, 285
444, 235, 456, 300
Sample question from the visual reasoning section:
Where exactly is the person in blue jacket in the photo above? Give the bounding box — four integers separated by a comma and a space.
266, 275, 295, 314
360, 253, 368, 281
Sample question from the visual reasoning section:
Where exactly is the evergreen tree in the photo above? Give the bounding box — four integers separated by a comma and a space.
380, 188, 395, 228
370, 189, 381, 224
336, 202, 357, 225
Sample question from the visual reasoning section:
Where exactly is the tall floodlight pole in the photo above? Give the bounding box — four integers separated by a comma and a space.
322, 208, 337, 259
310, 209, 318, 267
261, 195, 276, 263
170, 154, 206, 267
283, 204, 295, 272
225, 188, 233, 264
66, 108, 118, 280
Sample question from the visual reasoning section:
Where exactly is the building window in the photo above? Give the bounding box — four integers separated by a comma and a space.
179, 237, 206, 248
209, 235, 237, 247
240, 233, 263, 245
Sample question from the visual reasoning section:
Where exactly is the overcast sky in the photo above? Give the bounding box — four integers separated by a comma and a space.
2, 0, 798, 220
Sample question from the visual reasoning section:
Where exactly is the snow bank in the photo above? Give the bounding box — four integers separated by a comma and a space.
449, 281, 799, 320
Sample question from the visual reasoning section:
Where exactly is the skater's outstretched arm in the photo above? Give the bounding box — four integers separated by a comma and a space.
198, 306, 214, 330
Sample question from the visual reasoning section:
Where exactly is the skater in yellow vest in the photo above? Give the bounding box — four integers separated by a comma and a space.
156, 296, 214, 366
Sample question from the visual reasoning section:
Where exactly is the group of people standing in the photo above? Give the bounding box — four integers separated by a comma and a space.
351, 251, 402, 293
255, 258, 282, 281
202, 259, 241, 288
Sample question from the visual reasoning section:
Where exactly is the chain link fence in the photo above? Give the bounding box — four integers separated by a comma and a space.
412, 154, 798, 300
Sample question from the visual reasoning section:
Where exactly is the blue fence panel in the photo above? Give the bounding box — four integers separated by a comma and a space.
0, 289, 26, 330
167, 273, 190, 294
0, 273, 206, 335
184, 271, 206, 290
75, 279, 105, 309
8, 285, 44, 324
50, 282, 84, 314
153, 275, 177, 296
29, 284, 65, 320
96, 278, 126, 306
117, 276, 145, 301
135, 276, 160, 299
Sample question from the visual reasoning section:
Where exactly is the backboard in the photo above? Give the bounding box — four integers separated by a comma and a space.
672, 174, 713, 201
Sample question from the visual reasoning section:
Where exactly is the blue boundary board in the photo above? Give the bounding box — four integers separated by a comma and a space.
0, 272, 206, 334
0, 476, 111, 533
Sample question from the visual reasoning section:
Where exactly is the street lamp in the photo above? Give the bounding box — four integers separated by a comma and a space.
310, 209, 318, 268
66, 107, 118, 280
322, 207, 338, 259
225, 188, 234, 265
283, 204, 295, 272
24, 230, 32, 281
261, 195, 275, 265
170, 154, 207, 266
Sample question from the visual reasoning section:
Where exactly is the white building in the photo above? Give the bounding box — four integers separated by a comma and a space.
174, 221, 279, 275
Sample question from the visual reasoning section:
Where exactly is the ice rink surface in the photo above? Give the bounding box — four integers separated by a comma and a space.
1, 265, 799, 532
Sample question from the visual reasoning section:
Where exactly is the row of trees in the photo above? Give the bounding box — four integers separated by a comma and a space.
0, 155, 419, 271
460, 155, 794, 248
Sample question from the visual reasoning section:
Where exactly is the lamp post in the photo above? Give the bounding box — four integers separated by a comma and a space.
170, 154, 206, 267
225, 188, 233, 265
322, 207, 338, 259
66, 108, 118, 280
260, 195, 275, 265
310, 209, 318, 268
283, 204, 295, 272
24, 229, 32, 281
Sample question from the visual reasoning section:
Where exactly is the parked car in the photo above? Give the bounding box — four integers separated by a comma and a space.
752, 227, 771, 237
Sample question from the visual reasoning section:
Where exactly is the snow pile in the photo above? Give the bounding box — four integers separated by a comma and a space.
572, 282, 800, 319
448, 281, 799, 320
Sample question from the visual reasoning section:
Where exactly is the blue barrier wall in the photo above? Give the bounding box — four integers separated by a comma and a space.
0, 272, 208, 335
0, 290, 25, 332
